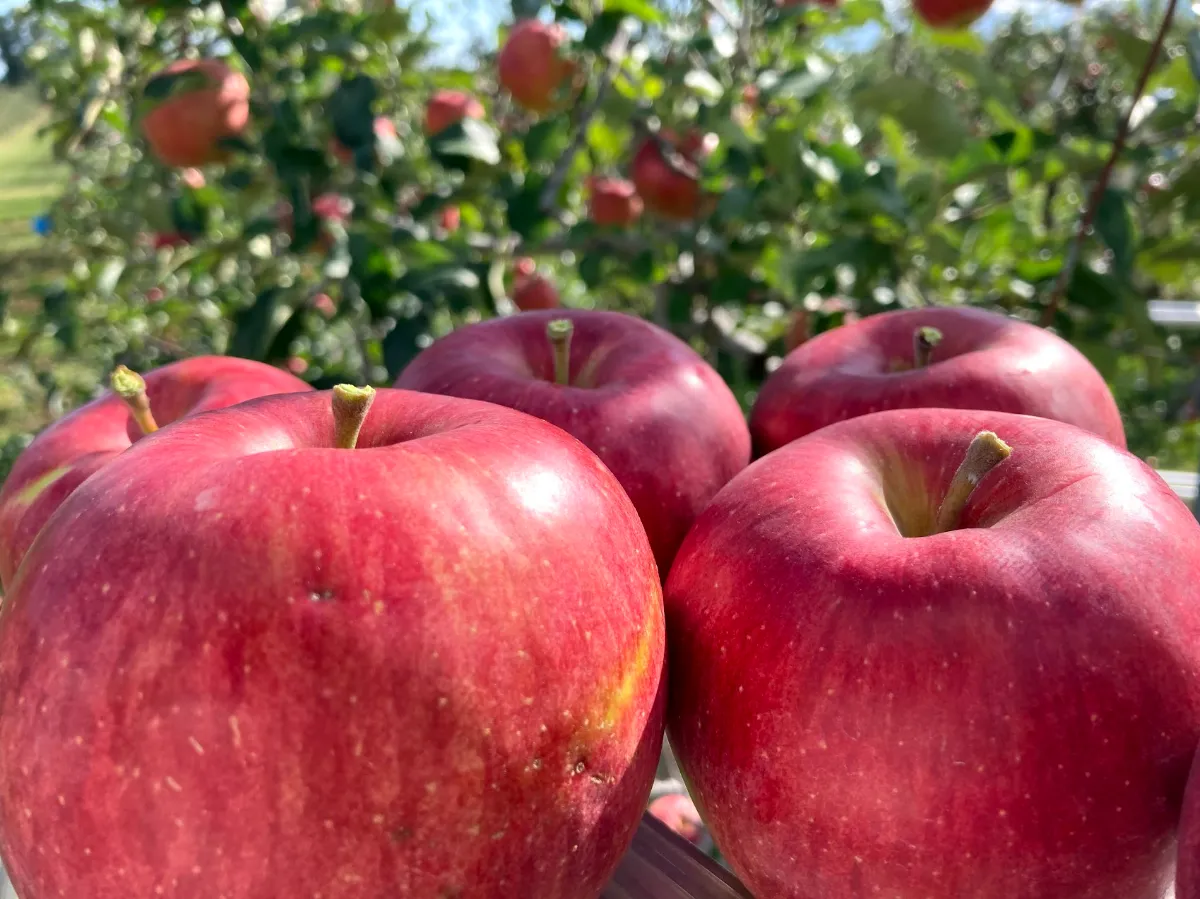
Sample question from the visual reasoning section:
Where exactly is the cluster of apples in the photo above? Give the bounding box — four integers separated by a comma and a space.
4, 301, 1200, 899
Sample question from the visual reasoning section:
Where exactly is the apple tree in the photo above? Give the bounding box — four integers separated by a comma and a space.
5, 0, 1200, 483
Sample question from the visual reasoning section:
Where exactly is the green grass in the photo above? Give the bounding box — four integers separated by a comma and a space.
0, 86, 65, 255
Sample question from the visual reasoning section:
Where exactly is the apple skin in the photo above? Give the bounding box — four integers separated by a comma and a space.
588, 177, 643, 227
424, 89, 484, 136
913, 0, 994, 28
498, 19, 574, 114
630, 134, 708, 221
750, 306, 1126, 456
140, 59, 250, 168
395, 309, 751, 574
0, 388, 665, 899
0, 356, 311, 591
513, 272, 561, 311
665, 407, 1200, 899
331, 116, 397, 163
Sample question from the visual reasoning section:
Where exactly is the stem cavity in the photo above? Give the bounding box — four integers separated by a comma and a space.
111, 365, 159, 435
547, 318, 574, 387
332, 384, 376, 450
914, 326, 943, 369
933, 431, 1012, 534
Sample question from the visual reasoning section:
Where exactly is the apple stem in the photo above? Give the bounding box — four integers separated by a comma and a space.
110, 365, 159, 435
933, 431, 1012, 534
332, 384, 376, 450
913, 326, 943, 369
547, 318, 574, 386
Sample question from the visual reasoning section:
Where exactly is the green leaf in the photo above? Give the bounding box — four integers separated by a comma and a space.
328, 75, 379, 150
383, 309, 431, 379
854, 77, 968, 158
142, 67, 211, 102
229, 288, 284, 361
1186, 29, 1200, 85
506, 178, 554, 241
512, 0, 544, 18
602, 0, 665, 24
684, 70, 724, 103
524, 119, 569, 164
1094, 189, 1135, 279
772, 57, 834, 102
582, 11, 626, 52
430, 118, 501, 167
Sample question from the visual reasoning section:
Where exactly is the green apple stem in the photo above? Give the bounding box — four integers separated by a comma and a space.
332, 384, 376, 450
933, 431, 1012, 534
913, 326, 943, 369
547, 318, 574, 386
110, 365, 159, 435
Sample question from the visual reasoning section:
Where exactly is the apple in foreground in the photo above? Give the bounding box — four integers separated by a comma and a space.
750, 305, 1125, 456
396, 311, 751, 573
0, 386, 665, 899
0, 356, 310, 590
665, 407, 1200, 899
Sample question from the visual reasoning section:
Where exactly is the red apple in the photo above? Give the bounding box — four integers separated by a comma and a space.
0, 386, 665, 899
139, 59, 250, 168
395, 310, 751, 573
438, 204, 461, 233
498, 19, 574, 114
666, 408, 1200, 899
587, 177, 643, 227
331, 116, 398, 163
631, 133, 708, 221
512, 268, 561, 311
0, 357, 311, 591
913, 0, 994, 28
647, 793, 705, 845
750, 306, 1125, 456
151, 232, 191, 250
424, 90, 484, 136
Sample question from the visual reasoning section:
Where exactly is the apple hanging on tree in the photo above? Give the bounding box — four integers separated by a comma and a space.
588, 177, 643, 227
750, 305, 1126, 456
631, 131, 715, 221
666, 408, 1200, 899
0, 386, 665, 899
0, 357, 311, 591
912, 0, 995, 28
396, 311, 751, 573
424, 89, 485, 136
498, 19, 575, 114
138, 59, 250, 168
511, 257, 561, 310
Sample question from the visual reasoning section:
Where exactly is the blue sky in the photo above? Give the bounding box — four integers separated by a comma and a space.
0, 0, 1140, 68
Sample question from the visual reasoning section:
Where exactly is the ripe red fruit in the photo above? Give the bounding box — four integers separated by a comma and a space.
513, 273, 560, 311
311, 293, 337, 318
438, 205, 461, 233
912, 0, 994, 28
396, 310, 751, 573
587, 177, 643, 227
424, 89, 485, 136
750, 306, 1126, 457
498, 19, 574, 114
180, 167, 206, 189
667, 408, 1200, 899
647, 794, 705, 845
630, 133, 707, 221
331, 116, 397, 163
277, 193, 352, 251
151, 232, 190, 250
0, 387, 664, 899
139, 59, 250, 168
0, 357, 310, 590
514, 256, 537, 279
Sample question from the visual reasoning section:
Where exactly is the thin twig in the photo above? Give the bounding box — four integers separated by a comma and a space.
1040, 0, 1179, 327
738, 0, 754, 61
539, 24, 632, 216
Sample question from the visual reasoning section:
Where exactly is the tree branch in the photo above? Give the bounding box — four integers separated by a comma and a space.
700, 0, 740, 32
539, 24, 632, 217
1040, 0, 1178, 327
